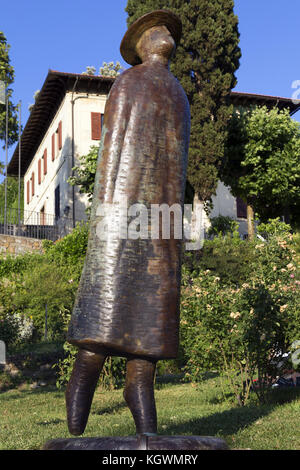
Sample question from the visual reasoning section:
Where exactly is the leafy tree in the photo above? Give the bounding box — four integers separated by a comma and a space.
28, 90, 40, 112
221, 106, 300, 232
82, 66, 97, 76
72, 3, 241, 214
0, 176, 23, 220
0, 32, 18, 146
68, 145, 99, 204
125, 0, 241, 206
99, 61, 124, 77
82, 61, 124, 77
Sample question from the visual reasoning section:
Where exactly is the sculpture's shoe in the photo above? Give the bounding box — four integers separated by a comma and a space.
124, 357, 157, 435
65, 348, 106, 435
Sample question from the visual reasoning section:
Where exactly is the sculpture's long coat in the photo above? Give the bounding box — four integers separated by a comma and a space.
68, 61, 190, 360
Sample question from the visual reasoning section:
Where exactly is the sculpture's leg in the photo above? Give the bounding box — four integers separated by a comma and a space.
65, 348, 106, 436
124, 357, 157, 435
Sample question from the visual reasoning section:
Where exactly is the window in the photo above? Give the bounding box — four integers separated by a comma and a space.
27, 180, 30, 204
58, 121, 62, 150
52, 133, 55, 160
31, 172, 35, 197
236, 197, 247, 219
55, 185, 60, 220
91, 112, 103, 140
53, 121, 62, 158
43, 148, 47, 175
38, 159, 41, 184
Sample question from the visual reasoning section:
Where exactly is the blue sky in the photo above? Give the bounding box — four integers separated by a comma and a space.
2, 0, 300, 172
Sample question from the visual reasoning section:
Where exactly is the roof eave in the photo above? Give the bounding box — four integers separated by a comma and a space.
8, 70, 115, 176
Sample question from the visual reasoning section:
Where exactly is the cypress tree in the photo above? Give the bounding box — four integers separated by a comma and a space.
125, 1, 241, 206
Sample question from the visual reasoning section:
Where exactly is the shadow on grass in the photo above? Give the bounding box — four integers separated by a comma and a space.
159, 387, 300, 441
91, 399, 127, 416
160, 405, 269, 438
92, 400, 128, 416
0, 385, 63, 401
1, 379, 300, 446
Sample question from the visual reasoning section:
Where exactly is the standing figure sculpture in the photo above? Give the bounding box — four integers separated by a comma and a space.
66, 10, 190, 437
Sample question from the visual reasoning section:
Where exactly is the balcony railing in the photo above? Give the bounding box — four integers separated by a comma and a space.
0, 206, 74, 241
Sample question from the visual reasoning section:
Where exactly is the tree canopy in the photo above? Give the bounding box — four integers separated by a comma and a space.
220, 106, 300, 228
82, 61, 124, 77
125, 0, 241, 203
72, 2, 241, 210
0, 32, 18, 146
0, 32, 21, 216
68, 145, 98, 204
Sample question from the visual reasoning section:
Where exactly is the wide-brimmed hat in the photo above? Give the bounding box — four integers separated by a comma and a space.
120, 10, 182, 66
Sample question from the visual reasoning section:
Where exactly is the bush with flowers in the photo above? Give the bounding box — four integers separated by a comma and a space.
180, 219, 300, 405
0, 259, 80, 343
0, 311, 34, 348
0, 224, 89, 345
183, 228, 255, 286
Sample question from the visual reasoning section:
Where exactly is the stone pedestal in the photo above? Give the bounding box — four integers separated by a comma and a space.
44, 435, 228, 450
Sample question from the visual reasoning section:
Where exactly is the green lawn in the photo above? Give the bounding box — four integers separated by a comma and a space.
0, 376, 300, 450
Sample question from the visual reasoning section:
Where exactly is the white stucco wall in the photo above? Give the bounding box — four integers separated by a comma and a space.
209, 181, 248, 237
72, 92, 107, 221
23, 92, 249, 242
24, 91, 107, 226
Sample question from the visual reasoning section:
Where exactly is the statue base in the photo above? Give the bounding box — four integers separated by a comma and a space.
43, 435, 228, 450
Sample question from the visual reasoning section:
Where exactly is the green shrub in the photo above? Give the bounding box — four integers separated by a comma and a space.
293, 232, 300, 257
180, 224, 300, 405
0, 312, 34, 348
257, 217, 292, 239
0, 252, 44, 279
11, 260, 78, 340
183, 231, 255, 286
0, 224, 90, 346
55, 342, 126, 390
43, 222, 89, 267
289, 340, 300, 373
207, 215, 239, 237
0, 313, 20, 347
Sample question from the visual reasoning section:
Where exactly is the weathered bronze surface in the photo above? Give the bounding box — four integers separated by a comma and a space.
64, 10, 190, 439
68, 27, 190, 361
44, 435, 229, 451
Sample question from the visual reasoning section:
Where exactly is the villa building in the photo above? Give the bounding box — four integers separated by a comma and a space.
7, 71, 300, 240
7, 70, 114, 237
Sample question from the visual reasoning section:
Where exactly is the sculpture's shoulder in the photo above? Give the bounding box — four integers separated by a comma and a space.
107, 65, 189, 119
108, 67, 138, 96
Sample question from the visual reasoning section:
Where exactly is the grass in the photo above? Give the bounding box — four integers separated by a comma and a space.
0, 375, 300, 450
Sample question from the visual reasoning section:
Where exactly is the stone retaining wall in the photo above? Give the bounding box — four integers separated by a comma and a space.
0, 234, 44, 256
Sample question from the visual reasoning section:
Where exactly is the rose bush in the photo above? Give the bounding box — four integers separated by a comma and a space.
180, 220, 300, 404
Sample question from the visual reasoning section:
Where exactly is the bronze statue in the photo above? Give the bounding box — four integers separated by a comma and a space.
66, 10, 190, 437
